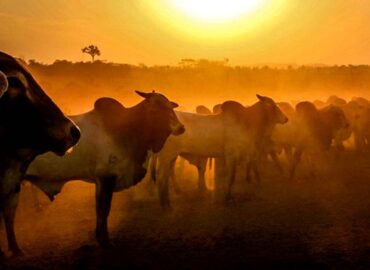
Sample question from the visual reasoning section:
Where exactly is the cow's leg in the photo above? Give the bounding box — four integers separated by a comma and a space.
251, 160, 261, 183
3, 190, 22, 256
285, 145, 293, 164
289, 148, 303, 180
170, 163, 182, 195
270, 150, 283, 173
95, 178, 115, 248
213, 157, 225, 202
157, 157, 176, 210
354, 129, 365, 151
225, 158, 237, 203
246, 159, 261, 183
0, 212, 4, 258
197, 160, 207, 193
246, 161, 253, 183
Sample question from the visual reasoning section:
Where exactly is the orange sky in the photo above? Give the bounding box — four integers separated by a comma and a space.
0, 0, 369, 66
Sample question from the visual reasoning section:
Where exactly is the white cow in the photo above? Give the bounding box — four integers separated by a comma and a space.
25, 91, 184, 247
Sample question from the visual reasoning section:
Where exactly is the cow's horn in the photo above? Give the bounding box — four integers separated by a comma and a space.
135, 90, 152, 99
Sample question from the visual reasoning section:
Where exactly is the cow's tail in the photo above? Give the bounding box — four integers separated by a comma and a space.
208, 158, 213, 171
150, 154, 158, 182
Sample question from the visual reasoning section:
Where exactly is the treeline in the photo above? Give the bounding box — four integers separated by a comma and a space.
26, 59, 370, 114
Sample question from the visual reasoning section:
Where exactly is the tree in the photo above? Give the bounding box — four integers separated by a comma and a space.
82, 45, 101, 62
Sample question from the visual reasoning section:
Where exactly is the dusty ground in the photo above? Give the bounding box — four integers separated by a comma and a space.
2, 151, 370, 269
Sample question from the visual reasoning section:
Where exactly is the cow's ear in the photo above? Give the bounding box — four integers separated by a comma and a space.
0, 71, 8, 98
135, 90, 152, 99
221, 101, 245, 119
94, 97, 125, 116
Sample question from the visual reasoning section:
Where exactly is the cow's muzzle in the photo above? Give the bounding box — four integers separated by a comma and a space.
53, 121, 81, 155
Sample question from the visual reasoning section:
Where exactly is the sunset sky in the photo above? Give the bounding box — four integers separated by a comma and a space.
0, 0, 369, 66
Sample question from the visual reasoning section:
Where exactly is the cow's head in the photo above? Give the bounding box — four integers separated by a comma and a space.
256, 94, 288, 124
321, 105, 350, 133
136, 90, 185, 152
0, 51, 80, 157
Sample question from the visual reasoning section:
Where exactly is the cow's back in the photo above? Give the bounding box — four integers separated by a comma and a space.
159, 111, 225, 157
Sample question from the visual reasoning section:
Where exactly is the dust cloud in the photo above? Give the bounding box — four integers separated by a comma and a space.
2, 60, 370, 269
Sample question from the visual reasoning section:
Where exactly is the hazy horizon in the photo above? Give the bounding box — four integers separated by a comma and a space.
1, 0, 370, 66
16, 57, 370, 68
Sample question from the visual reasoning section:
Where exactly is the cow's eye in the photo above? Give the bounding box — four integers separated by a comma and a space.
7, 77, 26, 92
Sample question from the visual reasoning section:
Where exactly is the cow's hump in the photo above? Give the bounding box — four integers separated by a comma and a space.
94, 97, 125, 117
221, 100, 245, 120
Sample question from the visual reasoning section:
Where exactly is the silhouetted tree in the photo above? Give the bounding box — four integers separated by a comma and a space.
82, 45, 101, 62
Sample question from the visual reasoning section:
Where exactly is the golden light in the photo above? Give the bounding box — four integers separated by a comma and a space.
145, 0, 287, 42
169, 0, 264, 22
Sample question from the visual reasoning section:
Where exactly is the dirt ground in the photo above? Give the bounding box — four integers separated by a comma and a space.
2, 150, 370, 269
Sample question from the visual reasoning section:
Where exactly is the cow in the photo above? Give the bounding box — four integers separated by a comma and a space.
220, 99, 288, 195
325, 96, 352, 151
152, 95, 287, 209
289, 102, 349, 179
342, 99, 370, 151
25, 91, 184, 247
245, 101, 297, 181
271, 102, 298, 166
173, 105, 213, 193
0, 51, 80, 256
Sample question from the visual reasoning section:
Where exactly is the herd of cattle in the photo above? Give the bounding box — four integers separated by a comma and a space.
0, 50, 370, 258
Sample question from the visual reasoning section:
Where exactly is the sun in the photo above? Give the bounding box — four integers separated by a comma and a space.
169, 0, 265, 22
145, 0, 285, 42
